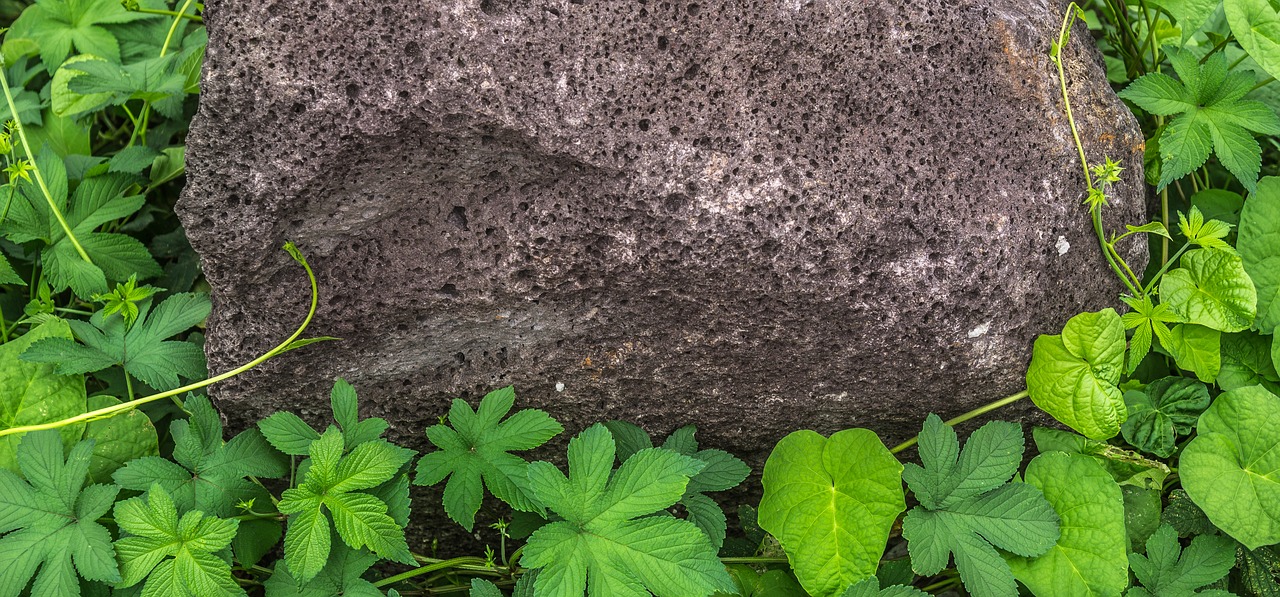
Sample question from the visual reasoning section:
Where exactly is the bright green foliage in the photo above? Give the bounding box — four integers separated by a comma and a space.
1178, 207, 1235, 253
0, 319, 85, 471
1159, 249, 1257, 333
901, 416, 1059, 597
82, 394, 158, 484
837, 578, 928, 597
22, 292, 208, 391
758, 428, 904, 597
414, 386, 562, 532
113, 485, 243, 597
1033, 427, 1170, 489
1181, 385, 1280, 549
604, 421, 750, 549
112, 395, 287, 517
1121, 294, 1181, 375
94, 275, 159, 327
3, 0, 154, 72
714, 566, 807, 597
1239, 176, 1280, 334
1166, 324, 1222, 383
469, 578, 504, 597
521, 424, 735, 597
0, 431, 120, 597
1026, 309, 1127, 440
259, 378, 392, 456
1152, 0, 1222, 43
1118, 47, 1280, 191
8, 157, 162, 299
264, 540, 384, 597
1226, 0, 1280, 83
1004, 452, 1129, 597
1127, 525, 1237, 596
278, 427, 416, 584
1218, 331, 1280, 392
1121, 376, 1211, 458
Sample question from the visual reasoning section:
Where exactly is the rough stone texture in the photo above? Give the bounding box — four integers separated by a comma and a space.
180, 0, 1145, 547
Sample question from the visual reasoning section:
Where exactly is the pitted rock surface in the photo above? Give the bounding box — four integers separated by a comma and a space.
181, 0, 1146, 545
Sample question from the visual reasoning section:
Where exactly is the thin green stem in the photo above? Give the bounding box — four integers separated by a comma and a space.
1251, 76, 1276, 93
1199, 35, 1234, 65
1137, 0, 1159, 69
130, 0, 195, 148
891, 390, 1030, 454
1229, 53, 1249, 70
372, 557, 495, 588
124, 372, 136, 402
0, 67, 93, 264
0, 243, 321, 438
1143, 241, 1191, 295
132, 7, 202, 22
1104, 236, 1144, 294
1160, 186, 1169, 265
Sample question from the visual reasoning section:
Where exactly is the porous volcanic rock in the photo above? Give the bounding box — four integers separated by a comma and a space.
180, 0, 1145, 546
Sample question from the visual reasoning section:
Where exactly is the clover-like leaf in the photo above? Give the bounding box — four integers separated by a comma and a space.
521, 424, 735, 597
0, 430, 120, 597
1240, 177, 1280, 334
1121, 376, 1212, 458
113, 485, 243, 597
414, 386, 562, 531
1004, 452, 1129, 597
1181, 385, 1280, 549
1026, 309, 1127, 440
901, 416, 1059, 597
758, 429, 905, 597
1160, 249, 1257, 333
1127, 525, 1238, 596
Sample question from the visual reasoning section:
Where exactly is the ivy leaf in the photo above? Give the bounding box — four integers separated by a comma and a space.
1166, 324, 1222, 383
1128, 525, 1237, 596
758, 428, 905, 597
113, 485, 242, 597
1004, 452, 1129, 597
414, 386, 562, 532
278, 427, 416, 584
1026, 309, 1127, 440
604, 421, 750, 550
112, 395, 287, 517
1239, 176, 1280, 334
1122, 295, 1182, 375
1181, 385, 1280, 549
1218, 331, 1280, 393
263, 538, 383, 597
1121, 377, 1212, 458
21, 293, 210, 391
0, 431, 120, 597
1160, 249, 1257, 333
521, 424, 735, 597
3, 0, 155, 72
0, 319, 86, 472
1119, 47, 1280, 191
901, 416, 1059, 597
838, 578, 928, 597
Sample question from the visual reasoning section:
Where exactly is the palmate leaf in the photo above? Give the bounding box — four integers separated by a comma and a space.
263, 537, 384, 597
259, 378, 392, 457
521, 424, 735, 597
111, 395, 287, 517
838, 578, 928, 597
0, 319, 85, 473
1119, 47, 1280, 191
604, 421, 750, 550
901, 416, 1059, 597
0, 431, 120, 597
1121, 376, 1211, 458
1026, 309, 1127, 440
1121, 295, 1181, 375
3, 0, 156, 73
414, 386, 562, 531
277, 427, 416, 584
21, 292, 209, 391
1128, 525, 1237, 596
1239, 177, 1280, 334
113, 485, 243, 597
757, 428, 904, 597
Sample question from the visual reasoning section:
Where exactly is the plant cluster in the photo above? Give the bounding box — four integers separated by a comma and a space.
0, 0, 1277, 596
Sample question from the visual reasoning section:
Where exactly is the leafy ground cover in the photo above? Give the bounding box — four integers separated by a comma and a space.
0, 0, 1277, 595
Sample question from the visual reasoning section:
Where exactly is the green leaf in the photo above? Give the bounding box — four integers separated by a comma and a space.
1237, 545, 1280, 597
23, 108, 90, 158
82, 394, 158, 484
112, 395, 287, 517
0, 320, 86, 472
1123, 486, 1164, 554
1122, 295, 1182, 375
1180, 385, 1280, 549
1166, 323, 1222, 383
901, 416, 1059, 597
263, 539, 382, 597
758, 429, 905, 597
51, 55, 115, 118
22, 293, 209, 390
1026, 309, 1127, 440
1151, 0, 1222, 42
521, 424, 735, 597
1128, 524, 1236, 595
715, 565, 808, 597
230, 518, 280, 570
1161, 489, 1218, 538
470, 579, 504, 597
1121, 376, 1212, 458
1178, 206, 1236, 253
113, 485, 243, 597
1218, 331, 1280, 392
414, 386, 562, 531
1160, 249, 1257, 333
1033, 427, 1171, 490
0, 431, 121, 597
258, 411, 321, 456
3, 0, 154, 72
1004, 452, 1128, 597
1226, 0, 1280, 83
279, 427, 415, 584
838, 578, 928, 597
1239, 176, 1280, 334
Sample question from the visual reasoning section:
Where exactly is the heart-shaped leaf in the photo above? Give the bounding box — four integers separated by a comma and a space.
1026, 309, 1127, 440
1165, 323, 1221, 383
1121, 377, 1211, 458
1240, 177, 1280, 334
1160, 249, 1257, 333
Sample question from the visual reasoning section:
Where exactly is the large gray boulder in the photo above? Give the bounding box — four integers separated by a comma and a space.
180, 0, 1145, 542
